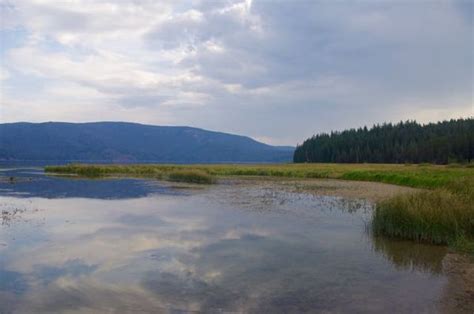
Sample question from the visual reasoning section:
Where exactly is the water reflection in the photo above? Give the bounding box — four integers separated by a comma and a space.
0, 169, 451, 313
0, 168, 185, 199
372, 236, 447, 274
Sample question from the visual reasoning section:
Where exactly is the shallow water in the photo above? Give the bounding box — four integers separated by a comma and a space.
0, 168, 452, 313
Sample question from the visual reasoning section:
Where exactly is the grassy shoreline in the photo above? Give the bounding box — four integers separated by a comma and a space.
44, 163, 474, 253
45, 164, 216, 184
44, 162, 473, 188
372, 179, 474, 251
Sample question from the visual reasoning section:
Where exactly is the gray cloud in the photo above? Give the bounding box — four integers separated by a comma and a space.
1, 0, 472, 145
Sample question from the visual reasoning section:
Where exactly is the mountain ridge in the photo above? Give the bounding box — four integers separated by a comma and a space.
0, 121, 294, 163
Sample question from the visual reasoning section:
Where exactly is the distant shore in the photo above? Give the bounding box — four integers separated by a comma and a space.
44, 162, 473, 188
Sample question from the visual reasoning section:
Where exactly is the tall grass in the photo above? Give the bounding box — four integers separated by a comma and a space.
167, 170, 214, 184
45, 164, 216, 184
45, 163, 474, 189
45, 164, 164, 178
372, 178, 474, 251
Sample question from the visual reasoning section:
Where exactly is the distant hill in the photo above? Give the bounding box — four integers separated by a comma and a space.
0, 122, 294, 163
294, 118, 473, 164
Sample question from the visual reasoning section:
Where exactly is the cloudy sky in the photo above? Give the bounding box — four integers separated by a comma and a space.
0, 0, 472, 145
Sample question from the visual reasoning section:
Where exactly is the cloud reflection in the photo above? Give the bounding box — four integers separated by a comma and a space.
0, 177, 449, 313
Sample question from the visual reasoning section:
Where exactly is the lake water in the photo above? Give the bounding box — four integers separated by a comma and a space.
0, 168, 452, 313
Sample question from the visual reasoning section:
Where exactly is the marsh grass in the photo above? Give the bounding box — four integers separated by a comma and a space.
372, 178, 474, 252
167, 170, 214, 184
46, 164, 164, 178
45, 163, 474, 188
45, 164, 217, 184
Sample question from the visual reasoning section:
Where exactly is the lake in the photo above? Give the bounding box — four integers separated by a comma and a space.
0, 167, 455, 313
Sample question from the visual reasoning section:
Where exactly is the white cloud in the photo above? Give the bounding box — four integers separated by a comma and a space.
0, 0, 472, 145
0, 67, 9, 81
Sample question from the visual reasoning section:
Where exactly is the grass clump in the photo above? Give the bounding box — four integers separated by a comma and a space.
167, 169, 214, 184
372, 178, 474, 252
451, 236, 474, 254
45, 164, 215, 184
45, 164, 164, 178
46, 164, 109, 177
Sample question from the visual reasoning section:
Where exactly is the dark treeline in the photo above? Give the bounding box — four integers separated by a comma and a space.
294, 118, 474, 164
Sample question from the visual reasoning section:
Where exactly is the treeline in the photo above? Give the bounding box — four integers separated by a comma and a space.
294, 118, 474, 164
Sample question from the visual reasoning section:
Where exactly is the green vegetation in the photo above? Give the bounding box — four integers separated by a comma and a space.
46, 164, 165, 178
44, 164, 217, 184
372, 178, 474, 253
294, 118, 473, 164
45, 162, 474, 188
167, 169, 214, 184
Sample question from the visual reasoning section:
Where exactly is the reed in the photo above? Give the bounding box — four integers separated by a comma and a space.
45, 163, 474, 189
372, 178, 474, 251
167, 169, 214, 184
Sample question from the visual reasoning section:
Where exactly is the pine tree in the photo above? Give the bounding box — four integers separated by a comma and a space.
294, 118, 474, 164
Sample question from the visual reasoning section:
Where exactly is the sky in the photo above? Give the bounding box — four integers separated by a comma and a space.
0, 0, 472, 146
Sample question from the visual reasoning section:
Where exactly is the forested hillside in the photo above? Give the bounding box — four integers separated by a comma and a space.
294, 118, 473, 164
0, 122, 294, 163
